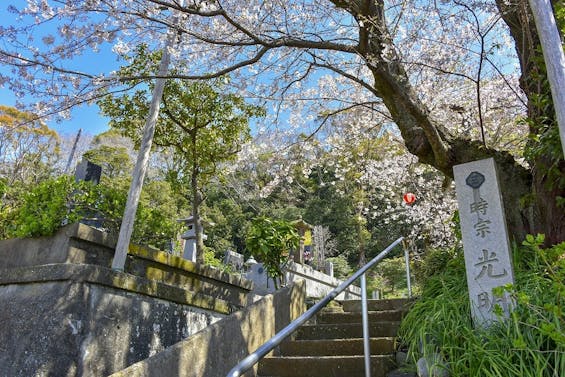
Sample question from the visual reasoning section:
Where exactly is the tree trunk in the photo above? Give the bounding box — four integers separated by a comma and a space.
190, 131, 206, 264
332, 0, 564, 244
496, 0, 565, 245
192, 171, 205, 264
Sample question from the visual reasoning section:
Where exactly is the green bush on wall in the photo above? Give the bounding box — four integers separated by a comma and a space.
245, 216, 299, 289
2, 176, 181, 251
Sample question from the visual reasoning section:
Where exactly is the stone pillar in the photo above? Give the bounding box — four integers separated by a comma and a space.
75, 159, 102, 185
74, 159, 103, 228
453, 158, 515, 327
325, 261, 334, 278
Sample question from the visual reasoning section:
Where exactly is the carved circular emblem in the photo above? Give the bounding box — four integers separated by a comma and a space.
466, 171, 485, 189
257, 267, 264, 274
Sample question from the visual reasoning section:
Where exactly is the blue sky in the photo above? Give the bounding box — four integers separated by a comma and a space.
0, 3, 113, 137
0, 87, 110, 136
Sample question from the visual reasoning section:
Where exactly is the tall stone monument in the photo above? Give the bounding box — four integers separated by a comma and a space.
75, 159, 102, 184
74, 159, 103, 228
453, 158, 515, 327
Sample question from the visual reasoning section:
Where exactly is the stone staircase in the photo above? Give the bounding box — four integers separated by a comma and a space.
257, 298, 412, 377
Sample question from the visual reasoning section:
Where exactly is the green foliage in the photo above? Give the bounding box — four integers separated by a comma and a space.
398, 238, 565, 376
6, 176, 79, 237
134, 180, 183, 250
83, 145, 132, 178
98, 46, 265, 260
203, 245, 223, 268
98, 46, 264, 187
303, 167, 361, 262
2, 175, 182, 251
0, 179, 18, 238
413, 246, 460, 285
0, 105, 61, 185
245, 217, 299, 288
371, 256, 410, 297
202, 187, 251, 258
325, 255, 353, 279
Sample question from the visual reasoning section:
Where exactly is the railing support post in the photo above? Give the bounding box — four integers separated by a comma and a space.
226, 237, 404, 377
403, 241, 412, 298
361, 273, 371, 377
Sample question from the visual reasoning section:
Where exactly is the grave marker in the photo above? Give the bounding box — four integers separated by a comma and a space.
74, 159, 103, 228
74, 159, 102, 185
224, 250, 244, 271
453, 158, 515, 327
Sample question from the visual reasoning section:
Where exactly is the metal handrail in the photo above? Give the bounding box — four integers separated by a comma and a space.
226, 237, 404, 377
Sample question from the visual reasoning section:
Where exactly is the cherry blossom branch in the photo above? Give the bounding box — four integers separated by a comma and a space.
0, 50, 96, 79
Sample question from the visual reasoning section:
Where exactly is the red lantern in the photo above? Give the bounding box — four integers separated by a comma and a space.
403, 192, 416, 205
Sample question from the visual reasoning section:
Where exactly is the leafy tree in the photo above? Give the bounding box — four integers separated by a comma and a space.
82, 130, 134, 178
0, 105, 60, 185
245, 217, 299, 289
325, 255, 353, 280
134, 179, 183, 250
98, 46, 265, 262
371, 256, 409, 297
201, 183, 251, 258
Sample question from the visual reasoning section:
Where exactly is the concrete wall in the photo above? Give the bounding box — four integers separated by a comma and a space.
0, 271, 224, 377
0, 224, 255, 377
109, 280, 307, 377
246, 261, 361, 300
0, 223, 254, 309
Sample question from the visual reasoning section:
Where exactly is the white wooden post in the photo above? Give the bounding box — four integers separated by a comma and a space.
111, 2, 185, 270
528, 0, 565, 157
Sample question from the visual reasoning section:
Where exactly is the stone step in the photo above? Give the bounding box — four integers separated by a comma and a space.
296, 322, 400, 340
258, 355, 396, 377
280, 337, 395, 356
317, 310, 405, 324
341, 298, 414, 313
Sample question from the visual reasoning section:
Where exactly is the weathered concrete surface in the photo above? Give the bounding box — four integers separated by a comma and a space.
0, 223, 253, 308
0, 265, 226, 377
0, 224, 256, 377
247, 261, 361, 299
0, 264, 234, 314
286, 262, 361, 299
109, 280, 307, 377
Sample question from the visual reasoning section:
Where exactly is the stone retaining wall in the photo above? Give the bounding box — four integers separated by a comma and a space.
0, 224, 254, 377
246, 261, 361, 300
109, 280, 307, 377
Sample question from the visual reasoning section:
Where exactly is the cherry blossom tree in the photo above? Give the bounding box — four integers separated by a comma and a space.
1, 0, 563, 243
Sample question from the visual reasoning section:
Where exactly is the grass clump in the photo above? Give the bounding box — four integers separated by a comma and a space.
398, 235, 565, 376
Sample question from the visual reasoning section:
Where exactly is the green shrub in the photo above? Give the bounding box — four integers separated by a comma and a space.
398, 237, 565, 376
8, 176, 82, 238
325, 255, 353, 279
4, 176, 181, 252
245, 216, 299, 288
413, 246, 460, 285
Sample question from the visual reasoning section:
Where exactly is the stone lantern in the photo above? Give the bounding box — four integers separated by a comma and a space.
177, 216, 207, 262
292, 217, 313, 265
